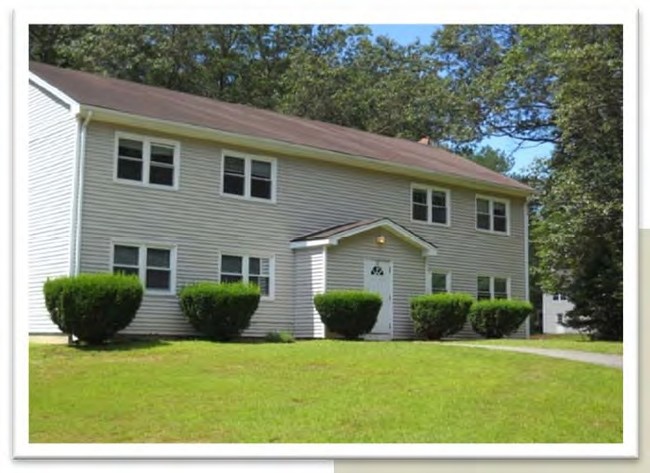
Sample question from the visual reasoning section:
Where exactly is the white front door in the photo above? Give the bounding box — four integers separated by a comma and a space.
364, 259, 393, 337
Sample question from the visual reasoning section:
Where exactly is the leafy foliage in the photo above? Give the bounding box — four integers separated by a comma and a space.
313, 290, 382, 340
410, 293, 475, 340
43, 273, 143, 344
468, 299, 534, 339
179, 282, 260, 341
264, 330, 296, 343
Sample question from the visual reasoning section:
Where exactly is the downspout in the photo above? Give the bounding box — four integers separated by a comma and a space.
73, 111, 92, 276
524, 200, 531, 338
67, 111, 91, 345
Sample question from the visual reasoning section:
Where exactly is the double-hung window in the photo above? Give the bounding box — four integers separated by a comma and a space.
431, 272, 450, 294
477, 276, 510, 300
553, 293, 566, 301
112, 243, 175, 293
222, 152, 276, 202
220, 254, 274, 298
476, 196, 509, 234
116, 133, 179, 188
411, 185, 450, 225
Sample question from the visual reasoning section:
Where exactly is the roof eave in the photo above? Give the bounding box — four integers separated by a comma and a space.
79, 104, 534, 198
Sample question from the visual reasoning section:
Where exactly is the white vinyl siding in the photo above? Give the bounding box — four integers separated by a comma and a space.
28, 81, 77, 333
77, 121, 527, 338
293, 247, 326, 338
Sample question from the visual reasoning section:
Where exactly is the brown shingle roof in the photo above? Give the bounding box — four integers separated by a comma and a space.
29, 61, 532, 193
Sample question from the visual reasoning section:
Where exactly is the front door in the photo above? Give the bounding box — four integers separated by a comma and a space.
364, 260, 393, 337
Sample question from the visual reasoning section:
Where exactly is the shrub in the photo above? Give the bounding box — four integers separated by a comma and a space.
410, 293, 475, 340
468, 299, 534, 339
43, 273, 143, 344
264, 330, 295, 343
179, 282, 260, 341
313, 290, 382, 340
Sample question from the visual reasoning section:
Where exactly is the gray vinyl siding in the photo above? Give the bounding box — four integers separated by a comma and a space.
293, 247, 326, 338
28, 81, 77, 333
326, 229, 427, 339
79, 121, 528, 338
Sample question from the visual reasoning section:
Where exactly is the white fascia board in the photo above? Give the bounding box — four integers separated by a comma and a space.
289, 239, 331, 250
29, 73, 80, 116
80, 105, 533, 198
331, 219, 438, 256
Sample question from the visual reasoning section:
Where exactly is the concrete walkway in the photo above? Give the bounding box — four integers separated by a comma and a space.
451, 343, 623, 369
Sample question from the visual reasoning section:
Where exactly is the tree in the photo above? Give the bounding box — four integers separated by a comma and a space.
433, 25, 623, 340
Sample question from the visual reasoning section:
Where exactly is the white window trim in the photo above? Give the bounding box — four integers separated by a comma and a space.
218, 252, 276, 301
427, 270, 452, 294
475, 194, 510, 236
410, 183, 451, 227
220, 150, 277, 204
110, 239, 177, 295
114, 131, 181, 190
477, 275, 511, 300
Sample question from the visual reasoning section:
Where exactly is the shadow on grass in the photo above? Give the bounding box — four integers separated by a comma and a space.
70, 338, 173, 352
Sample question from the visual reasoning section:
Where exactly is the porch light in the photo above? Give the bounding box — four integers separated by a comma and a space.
376, 235, 386, 245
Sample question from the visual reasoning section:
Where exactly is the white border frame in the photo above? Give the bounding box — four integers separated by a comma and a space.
114, 131, 181, 191
219, 149, 278, 204
13, 4, 637, 461
410, 183, 452, 227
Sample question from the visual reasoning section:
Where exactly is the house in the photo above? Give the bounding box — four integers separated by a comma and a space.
28, 62, 534, 340
542, 293, 579, 334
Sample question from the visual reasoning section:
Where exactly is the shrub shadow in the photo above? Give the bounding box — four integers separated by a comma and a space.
70, 338, 172, 352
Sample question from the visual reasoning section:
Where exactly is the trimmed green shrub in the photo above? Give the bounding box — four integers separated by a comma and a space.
264, 330, 295, 343
468, 299, 534, 339
313, 290, 382, 340
43, 273, 143, 344
410, 293, 475, 340
179, 282, 260, 341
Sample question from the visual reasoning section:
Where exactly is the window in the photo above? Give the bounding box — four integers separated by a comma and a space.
222, 152, 276, 201
431, 272, 449, 294
116, 133, 179, 188
477, 276, 510, 300
553, 293, 566, 301
411, 185, 450, 225
476, 196, 509, 234
112, 243, 175, 293
477, 276, 492, 300
556, 313, 564, 324
220, 254, 274, 298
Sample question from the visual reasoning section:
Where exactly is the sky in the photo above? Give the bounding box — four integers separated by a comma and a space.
369, 24, 554, 173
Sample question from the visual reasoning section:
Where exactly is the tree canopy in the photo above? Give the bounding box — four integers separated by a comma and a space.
29, 24, 623, 339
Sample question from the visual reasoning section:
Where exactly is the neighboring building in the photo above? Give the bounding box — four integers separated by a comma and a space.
542, 293, 578, 334
28, 62, 534, 340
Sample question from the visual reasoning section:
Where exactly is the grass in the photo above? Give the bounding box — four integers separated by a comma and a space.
30, 340, 622, 443
464, 334, 623, 355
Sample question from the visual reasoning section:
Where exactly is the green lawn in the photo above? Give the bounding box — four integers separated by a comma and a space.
30, 340, 622, 443
463, 334, 623, 355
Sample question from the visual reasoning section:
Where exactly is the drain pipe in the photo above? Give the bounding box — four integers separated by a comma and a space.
67, 111, 92, 345
73, 111, 92, 277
